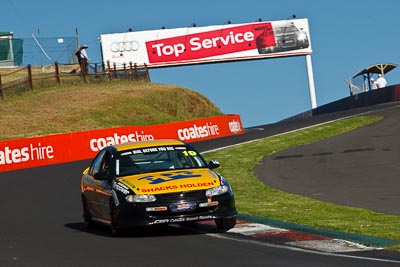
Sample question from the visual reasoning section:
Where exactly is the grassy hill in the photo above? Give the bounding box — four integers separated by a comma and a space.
0, 80, 223, 141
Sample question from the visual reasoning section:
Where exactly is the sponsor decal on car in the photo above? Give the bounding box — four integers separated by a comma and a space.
140, 181, 217, 193
149, 215, 215, 225
121, 180, 136, 189
170, 203, 197, 213
112, 182, 130, 195
120, 169, 220, 194
138, 171, 203, 184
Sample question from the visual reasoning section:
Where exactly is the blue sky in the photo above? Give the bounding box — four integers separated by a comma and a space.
2, 0, 400, 127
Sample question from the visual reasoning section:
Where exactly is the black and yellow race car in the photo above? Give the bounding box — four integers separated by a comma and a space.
81, 139, 237, 236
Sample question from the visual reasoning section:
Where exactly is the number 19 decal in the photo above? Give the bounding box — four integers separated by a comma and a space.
183, 150, 197, 156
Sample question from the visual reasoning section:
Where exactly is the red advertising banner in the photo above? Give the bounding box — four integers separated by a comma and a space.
146, 23, 275, 63
0, 115, 243, 172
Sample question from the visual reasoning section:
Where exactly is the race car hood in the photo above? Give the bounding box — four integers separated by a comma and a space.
119, 168, 221, 195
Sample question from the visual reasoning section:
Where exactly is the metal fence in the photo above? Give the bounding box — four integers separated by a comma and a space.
18, 36, 78, 66
0, 61, 150, 100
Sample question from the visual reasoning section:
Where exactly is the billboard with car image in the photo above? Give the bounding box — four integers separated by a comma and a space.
100, 18, 311, 68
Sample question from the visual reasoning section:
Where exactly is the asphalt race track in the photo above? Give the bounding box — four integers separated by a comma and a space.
255, 104, 400, 216
1, 103, 400, 266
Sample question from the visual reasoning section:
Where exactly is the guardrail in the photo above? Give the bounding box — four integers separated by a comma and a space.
312, 84, 400, 116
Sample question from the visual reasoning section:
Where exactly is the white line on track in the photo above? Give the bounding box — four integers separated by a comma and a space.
207, 233, 400, 264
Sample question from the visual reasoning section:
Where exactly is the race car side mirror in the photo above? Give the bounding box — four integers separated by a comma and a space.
208, 160, 220, 169
94, 169, 111, 181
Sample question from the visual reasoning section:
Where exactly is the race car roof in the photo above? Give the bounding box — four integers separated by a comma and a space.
114, 139, 185, 151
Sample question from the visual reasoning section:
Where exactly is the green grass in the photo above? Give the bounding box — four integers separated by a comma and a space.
0, 80, 223, 140
203, 115, 400, 250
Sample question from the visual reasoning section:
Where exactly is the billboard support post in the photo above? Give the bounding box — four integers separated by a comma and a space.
306, 54, 317, 109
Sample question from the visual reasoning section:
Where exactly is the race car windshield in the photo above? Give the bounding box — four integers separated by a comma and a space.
115, 145, 208, 176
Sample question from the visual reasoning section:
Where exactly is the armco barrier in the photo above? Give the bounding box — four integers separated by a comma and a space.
312, 84, 400, 116
0, 114, 243, 172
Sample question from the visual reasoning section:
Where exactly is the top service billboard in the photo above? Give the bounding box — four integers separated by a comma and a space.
100, 18, 312, 68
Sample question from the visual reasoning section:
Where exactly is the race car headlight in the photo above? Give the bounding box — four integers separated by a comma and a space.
206, 185, 229, 197
126, 194, 156, 203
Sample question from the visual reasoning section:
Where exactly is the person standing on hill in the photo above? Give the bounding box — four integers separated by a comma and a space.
370, 78, 378, 90
75, 44, 90, 74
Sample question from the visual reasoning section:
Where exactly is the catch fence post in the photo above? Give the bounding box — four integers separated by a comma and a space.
113, 63, 118, 80
27, 64, 33, 90
133, 63, 137, 80
144, 64, 151, 82
106, 61, 111, 81
55, 61, 60, 85
123, 63, 127, 80
0, 74, 3, 100
129, 62, 133, 80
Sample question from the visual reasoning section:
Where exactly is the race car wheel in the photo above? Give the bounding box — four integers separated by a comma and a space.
215, 216, 237, 231
110, 201, 121, 237
82, 196, 94, 228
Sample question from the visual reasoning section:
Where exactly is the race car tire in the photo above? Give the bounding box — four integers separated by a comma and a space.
110, 201, 121, 237
82, 196, 94, 228
215, 215, 237, 230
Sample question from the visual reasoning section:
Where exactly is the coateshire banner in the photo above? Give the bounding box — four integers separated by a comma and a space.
0, 115, 243, 172
100, 18, 312, 68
